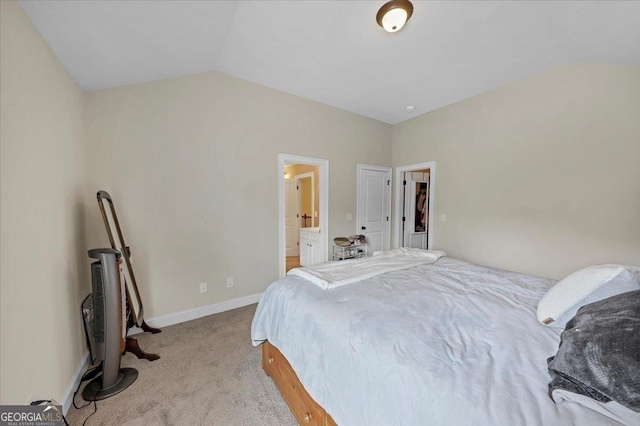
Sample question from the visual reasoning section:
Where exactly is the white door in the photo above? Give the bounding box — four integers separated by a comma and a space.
357, 165, 391, 255
285, 179, 299, 256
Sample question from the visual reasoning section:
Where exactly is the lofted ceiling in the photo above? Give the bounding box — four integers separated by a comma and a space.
18, 1, 640, 124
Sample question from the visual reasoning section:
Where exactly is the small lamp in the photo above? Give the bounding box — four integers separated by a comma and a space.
376, 0, 414, 33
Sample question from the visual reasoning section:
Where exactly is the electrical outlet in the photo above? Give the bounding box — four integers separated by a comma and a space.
199, 282, 207, 294
346, 213, 352, 221
226, 277, 234, 288
441, 214, 447, 222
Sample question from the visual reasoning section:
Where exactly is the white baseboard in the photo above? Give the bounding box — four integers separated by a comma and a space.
129, 292, 263, 335
61, 350, 91, 415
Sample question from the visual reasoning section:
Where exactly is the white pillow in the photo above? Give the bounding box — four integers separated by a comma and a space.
537, 264, 640, 329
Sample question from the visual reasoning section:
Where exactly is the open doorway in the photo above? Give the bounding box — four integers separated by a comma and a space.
278, 154, 329, 277
394, 162, 436, 250
284, 166, 318, 272
290, 170, 316, 229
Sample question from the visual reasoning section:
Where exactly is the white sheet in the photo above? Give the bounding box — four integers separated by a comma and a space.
252, 257, 631, 426
553, 390, 640, 425
287, 248, 445, 289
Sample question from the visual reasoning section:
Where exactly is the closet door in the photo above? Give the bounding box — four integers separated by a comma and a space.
357, 165, 391, 254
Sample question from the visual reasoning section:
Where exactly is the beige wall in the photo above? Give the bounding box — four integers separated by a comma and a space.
393, 63, 640, 279
0, 1, 88, 405
285, 164, 320, 227
84, 72, 392, 319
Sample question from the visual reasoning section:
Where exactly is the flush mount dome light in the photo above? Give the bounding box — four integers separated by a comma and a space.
376, 0, 413, 33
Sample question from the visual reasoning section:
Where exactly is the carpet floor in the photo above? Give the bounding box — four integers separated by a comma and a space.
66, 305, 297, 426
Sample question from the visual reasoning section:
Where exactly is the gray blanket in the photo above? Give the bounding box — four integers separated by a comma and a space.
547, 290, 640, 412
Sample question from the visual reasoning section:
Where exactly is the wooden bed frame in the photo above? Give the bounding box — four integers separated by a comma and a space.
262, 342, 337, 426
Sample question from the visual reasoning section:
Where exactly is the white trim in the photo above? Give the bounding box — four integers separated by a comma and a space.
130, 292, 264, 333
394, 161, 436, 249
61, 351, 91, 414
295, 172, 315, 228
278, 154, 329, 278
356, 164, 392, 251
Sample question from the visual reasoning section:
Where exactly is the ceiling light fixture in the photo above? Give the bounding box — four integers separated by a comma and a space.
376, 0, 413, 33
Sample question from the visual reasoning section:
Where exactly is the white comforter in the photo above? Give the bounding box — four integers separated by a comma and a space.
251, 257, 632, 426
288, 248, 445, 289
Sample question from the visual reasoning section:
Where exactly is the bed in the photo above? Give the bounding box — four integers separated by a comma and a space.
251, 255, 636, 425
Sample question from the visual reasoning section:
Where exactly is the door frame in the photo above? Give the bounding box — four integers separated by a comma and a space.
295, 172, 315, 228
356, 164, 392, 252
278, 154, 329, 278
393, 161, 436, 249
